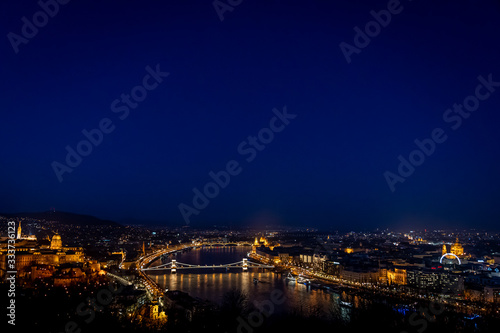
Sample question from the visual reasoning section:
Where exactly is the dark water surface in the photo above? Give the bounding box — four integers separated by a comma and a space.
146, 246, 490, 332
147, 246, 353, 318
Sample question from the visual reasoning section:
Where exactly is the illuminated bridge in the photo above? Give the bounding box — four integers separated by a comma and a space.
141, 258, 274, 272
136, 244, 192, 298
197, 241, 253, 247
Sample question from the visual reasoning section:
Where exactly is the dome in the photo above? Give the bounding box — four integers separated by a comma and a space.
50, 233, 63, 250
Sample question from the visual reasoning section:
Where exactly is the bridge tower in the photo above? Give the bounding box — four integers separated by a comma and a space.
171, 259, 177, 273
242, 258, 248, 271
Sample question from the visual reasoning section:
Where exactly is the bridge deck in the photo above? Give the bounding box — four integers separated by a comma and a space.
142, 259, 274, 271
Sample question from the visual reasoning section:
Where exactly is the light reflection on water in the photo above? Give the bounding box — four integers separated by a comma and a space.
147, 246, 356, 320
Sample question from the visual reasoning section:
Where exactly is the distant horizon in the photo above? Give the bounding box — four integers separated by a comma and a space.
2, 209, 499, 233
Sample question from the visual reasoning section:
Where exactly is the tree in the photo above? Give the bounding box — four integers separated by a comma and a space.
221, 288, 249, 318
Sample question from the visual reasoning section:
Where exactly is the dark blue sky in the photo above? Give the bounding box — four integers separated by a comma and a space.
1, 0, 500, 230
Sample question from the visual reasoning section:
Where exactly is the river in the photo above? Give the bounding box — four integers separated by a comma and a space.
146, 245, 358, 319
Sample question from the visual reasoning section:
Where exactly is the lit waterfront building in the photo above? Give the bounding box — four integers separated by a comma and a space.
252, 235, 279, 252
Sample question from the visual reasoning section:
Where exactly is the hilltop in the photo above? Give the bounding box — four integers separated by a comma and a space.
1, 211, 121, 227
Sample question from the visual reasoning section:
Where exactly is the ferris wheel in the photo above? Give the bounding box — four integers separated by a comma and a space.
440, 253, 461, 265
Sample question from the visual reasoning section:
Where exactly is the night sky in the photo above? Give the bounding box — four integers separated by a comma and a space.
1, 0, 500, 230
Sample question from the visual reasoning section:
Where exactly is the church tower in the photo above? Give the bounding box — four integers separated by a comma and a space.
17, 221, 22, 239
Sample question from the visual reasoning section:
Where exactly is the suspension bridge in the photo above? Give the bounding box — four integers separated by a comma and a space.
197, 241, 253, 247
141, 258, 274, 272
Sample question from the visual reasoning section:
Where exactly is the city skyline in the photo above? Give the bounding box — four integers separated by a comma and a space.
2, 214, 500, 332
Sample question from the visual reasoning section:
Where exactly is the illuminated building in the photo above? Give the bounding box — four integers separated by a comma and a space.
31, 265, 55, 280
33, 234, 84, 265
17, 221, 21, 239
484, 286, 500, 303
451, 237, 464, 256
387, 268, 407, 285
50, 233, 63, 250
411, 237, 427, 244
24, 234, 36, 241
323, 260, 342, 277
53, 266, 86, 286
442, 238, 464, 259
442, 244, 448, 257
406, 269, 464, 294
15, 221, 36, 241
300, 254, 313, 263
14, 251, 34, 277
341, 266, 381, 284
87, 260, 101, 272
0, 231, 84, 278
252, 235, 279, 252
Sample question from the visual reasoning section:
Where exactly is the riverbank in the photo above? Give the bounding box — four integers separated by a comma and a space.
248, 253, 499, 318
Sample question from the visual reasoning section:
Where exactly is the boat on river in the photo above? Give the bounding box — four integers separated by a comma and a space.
297, 274, 310, 285
340, 301, 353, 308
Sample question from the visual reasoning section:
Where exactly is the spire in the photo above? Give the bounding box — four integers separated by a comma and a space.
17, 221, 22, 239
